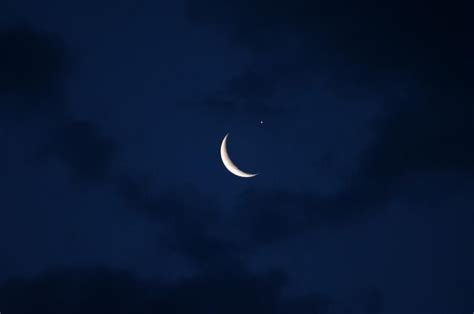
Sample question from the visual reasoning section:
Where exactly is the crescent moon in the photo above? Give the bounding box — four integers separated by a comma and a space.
220, 133, 258, 178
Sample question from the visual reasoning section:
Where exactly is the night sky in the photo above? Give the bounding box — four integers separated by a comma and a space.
0, 0, 473, 313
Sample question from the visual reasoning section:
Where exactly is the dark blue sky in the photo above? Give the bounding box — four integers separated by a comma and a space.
0, 0, 473, 313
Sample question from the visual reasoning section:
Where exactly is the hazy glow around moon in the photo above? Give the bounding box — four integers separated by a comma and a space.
220, 133, 258, 178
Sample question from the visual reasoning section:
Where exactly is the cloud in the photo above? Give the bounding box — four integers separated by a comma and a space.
185, 0, 472, 118
232, 181, 391, 246
0, 25, 122, 183
185, 66, 306, 118
116, 178, 217, 229
43, 119, 119, 182
360, 101, 474, 183
0, 26, 70, 119
0, 268, 293, 314
186, 0, 471, 71
114, 169, 391, 260
0, 269, 157, 314
3, 266, 472, 313
115, 177, 242, 271
0, 268, 388, 314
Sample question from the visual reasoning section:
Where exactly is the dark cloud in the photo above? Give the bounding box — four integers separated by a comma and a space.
0, 268, 314, 314
117, 178, 285, 264
186, 0, 472, 117
114, 172, 389, 259
116, 178, 218, 229
159, 270, 289, 314
186, 65, 306, 118
115, 176, 381, 274
0, 26, 70, 119
0, 25, 122, 183
361, 101, 474, 183
0, 269, 157, 314
233, 188, 318, 244
43, 119, 119, 182
232, 180, 390, 245
0, 268, 389, 314
187, 0, 471, 74
116, 177, 241, 271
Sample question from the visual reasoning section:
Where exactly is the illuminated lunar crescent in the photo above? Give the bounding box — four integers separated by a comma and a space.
220, 133, 258, 178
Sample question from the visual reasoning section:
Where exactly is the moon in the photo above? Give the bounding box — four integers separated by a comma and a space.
220, 133, 258, 178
